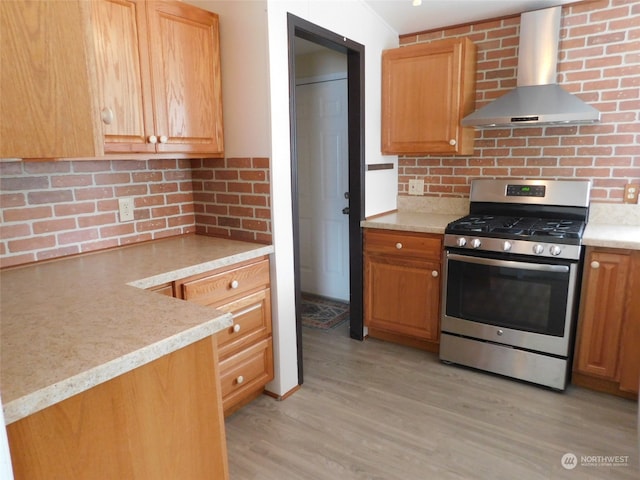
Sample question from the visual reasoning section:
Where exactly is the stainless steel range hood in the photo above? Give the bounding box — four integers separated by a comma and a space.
462, 6, 600, 128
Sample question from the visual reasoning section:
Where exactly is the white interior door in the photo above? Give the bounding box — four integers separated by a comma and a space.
296, 77, 350, 301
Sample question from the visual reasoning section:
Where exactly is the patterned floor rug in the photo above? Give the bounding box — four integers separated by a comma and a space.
301, 293, 350, 330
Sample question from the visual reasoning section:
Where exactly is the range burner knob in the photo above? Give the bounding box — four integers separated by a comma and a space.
503, 241, 512, 252
533, 244, 544, 255
457, 237, 467, 247
549, 245, 562, 256
471, 238, 482, 249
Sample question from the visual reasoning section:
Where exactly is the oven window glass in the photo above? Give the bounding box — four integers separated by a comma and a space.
446, 257, 570, 336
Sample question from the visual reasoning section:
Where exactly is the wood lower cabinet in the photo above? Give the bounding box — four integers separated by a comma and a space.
381, 37, 476, 155
7, 338, 229, 480
573, 247, 640, 399
364, 229, 443, 352
176, 256, 274, 416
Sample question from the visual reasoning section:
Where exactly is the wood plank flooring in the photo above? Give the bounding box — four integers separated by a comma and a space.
225, 323, 638, 479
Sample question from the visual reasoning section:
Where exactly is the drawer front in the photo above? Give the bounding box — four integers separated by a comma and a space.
365, 229, 442, 260
216, 288, 272, 359
219, 338, 274, 411
181, 258, 270, 307
147, 282, 174, 297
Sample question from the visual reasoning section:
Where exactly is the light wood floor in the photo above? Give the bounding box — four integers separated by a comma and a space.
225, 323, 638, 479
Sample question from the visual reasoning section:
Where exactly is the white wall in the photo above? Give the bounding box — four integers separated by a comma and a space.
266, 0, 399, 395
189, 0, 271, 158
189, 0, 399, 397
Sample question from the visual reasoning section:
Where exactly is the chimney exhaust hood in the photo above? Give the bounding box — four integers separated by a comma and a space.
461, 6, 600, 128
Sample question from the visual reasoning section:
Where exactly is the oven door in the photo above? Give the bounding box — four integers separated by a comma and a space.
442, 250, 580, 357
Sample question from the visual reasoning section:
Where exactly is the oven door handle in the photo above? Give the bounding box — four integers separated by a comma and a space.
446, 253, 570, 273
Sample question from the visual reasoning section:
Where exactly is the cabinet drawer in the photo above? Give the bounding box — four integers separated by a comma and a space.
218, 338, 273, 412
216, 288, 272, 359
365, 229, 442, 260
181, 258, 270, 307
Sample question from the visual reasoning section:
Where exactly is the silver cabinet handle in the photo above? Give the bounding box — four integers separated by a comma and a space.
395, 242, 402, 249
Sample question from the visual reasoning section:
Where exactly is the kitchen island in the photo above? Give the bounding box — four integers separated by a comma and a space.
0, 234, 273, 479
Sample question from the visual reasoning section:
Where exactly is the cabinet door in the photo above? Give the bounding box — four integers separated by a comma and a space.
146, 2, 224, 155
90, 0, 155, 153
365, 253, 440, 342
0, 0, 102, 159
618, 252, 640, 394
381, 38, 475, 155
575, 250, 630, 379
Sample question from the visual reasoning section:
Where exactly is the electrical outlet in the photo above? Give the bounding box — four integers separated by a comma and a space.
408, 179, 424, 196
118, 197, 135, 222
623, 184, 639, 204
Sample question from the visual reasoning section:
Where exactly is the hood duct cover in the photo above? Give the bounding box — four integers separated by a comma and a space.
462, 6, 600, 128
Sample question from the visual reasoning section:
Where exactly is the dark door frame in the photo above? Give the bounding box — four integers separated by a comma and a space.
287, 13, 365, 385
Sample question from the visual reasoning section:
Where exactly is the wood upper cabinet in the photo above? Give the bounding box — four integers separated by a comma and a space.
381, 37, 476, 155
364, 229, 442, 352
573, 247, 640, 399
0, 0, 223, 159
90, 0, 224, 155
0, 1, 103, 159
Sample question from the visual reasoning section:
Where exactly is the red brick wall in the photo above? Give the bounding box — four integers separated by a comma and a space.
398, 0, 640, 201
191, 158, 272, 244
0, 159, 196, 268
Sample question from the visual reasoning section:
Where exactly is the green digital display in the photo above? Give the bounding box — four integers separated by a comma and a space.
521, 186, 531, 192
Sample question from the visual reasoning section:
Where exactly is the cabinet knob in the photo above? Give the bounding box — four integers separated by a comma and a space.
236, 375, 244, 385
159, 135, 168, 144
148, 135, 158, 144
230, 280, 239, 289
100, 107, 114, 125
432, 270, 439, 277
590, 260, 600, 269
395, 242, 403, 249
449, 139, 457, 146
232, 324, 241, 333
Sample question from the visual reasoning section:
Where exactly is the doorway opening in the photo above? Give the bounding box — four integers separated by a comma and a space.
287, 14, 365, 385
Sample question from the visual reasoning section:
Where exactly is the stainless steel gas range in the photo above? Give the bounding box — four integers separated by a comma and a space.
440, 179, 591, 390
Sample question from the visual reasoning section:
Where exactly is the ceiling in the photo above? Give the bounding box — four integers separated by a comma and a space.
363, 0, 581, 35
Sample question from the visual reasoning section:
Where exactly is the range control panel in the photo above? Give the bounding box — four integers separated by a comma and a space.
506, 184, 546, 198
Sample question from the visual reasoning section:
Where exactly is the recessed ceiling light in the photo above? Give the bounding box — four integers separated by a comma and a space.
412, 0, 422, 6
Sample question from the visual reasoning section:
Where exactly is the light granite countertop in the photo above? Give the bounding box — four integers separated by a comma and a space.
582, 224, 640, 250
362, 198, 640, 251
361, 211, 460, 234
1, 234, 274, 424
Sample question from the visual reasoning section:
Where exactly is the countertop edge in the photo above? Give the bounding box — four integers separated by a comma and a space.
582, 224, 640, 250
4, 313, 232, 425
128, 245, 275, 288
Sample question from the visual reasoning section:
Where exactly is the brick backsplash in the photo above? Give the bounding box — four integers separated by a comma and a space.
0, 159, 197, 268
0, 157, 273, 268
191, 157, 272, 245
398, 0, 640, 201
